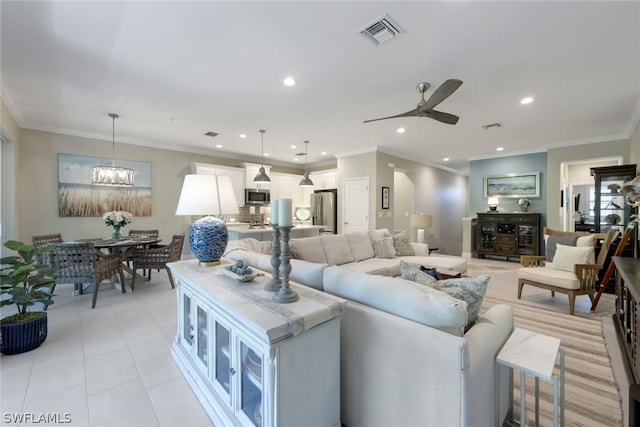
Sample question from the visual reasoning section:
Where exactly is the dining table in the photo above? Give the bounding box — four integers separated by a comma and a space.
73, 236, 162, 289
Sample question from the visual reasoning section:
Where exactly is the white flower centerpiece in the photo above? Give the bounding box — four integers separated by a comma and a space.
515, 198, 531, 212
103, 210, 133, 240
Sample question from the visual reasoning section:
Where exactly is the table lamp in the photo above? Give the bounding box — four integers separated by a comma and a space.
488, 197, 499, 211
176, 174, 239, 266
410, 214, 433, 244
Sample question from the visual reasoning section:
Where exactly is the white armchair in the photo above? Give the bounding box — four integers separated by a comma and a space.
517, 228, 618, 315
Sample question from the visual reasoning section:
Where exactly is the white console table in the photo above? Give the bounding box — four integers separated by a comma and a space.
496, 328, 565, 427
167, 260, 344, 427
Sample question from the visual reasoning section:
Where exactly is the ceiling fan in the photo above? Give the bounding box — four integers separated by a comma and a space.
364, 79, 463, 125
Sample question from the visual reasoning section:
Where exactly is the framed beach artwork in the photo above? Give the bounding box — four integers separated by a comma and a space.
58, 153, 152, 217
483, 172, 540, 199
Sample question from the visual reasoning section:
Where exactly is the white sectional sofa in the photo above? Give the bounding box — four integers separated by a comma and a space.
223, 230, 513, 427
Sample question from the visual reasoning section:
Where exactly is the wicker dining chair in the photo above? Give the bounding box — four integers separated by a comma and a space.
54, 242, 125, 309
130, 234, 185, 290
32, 233, 64, 267
126, 229, 160, 278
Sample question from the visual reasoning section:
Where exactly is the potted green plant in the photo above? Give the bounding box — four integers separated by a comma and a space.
605, 213, 622, 225
0, 240, 57, 355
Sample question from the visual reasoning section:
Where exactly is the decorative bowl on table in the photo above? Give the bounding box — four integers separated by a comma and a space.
224, 260, 256, 282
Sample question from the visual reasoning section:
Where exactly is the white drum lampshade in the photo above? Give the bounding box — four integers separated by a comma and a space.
176, 174, 239, 266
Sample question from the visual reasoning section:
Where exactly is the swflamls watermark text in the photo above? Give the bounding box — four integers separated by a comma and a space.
3, 412, 72, 423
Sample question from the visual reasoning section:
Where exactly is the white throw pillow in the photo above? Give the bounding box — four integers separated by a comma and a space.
552, 243, 595, 272
319, 235, 355, 265
345, 231, 375, 261
371, 236, 397, 258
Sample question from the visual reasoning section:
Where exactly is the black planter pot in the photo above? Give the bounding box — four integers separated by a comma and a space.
0, 313, 48, 355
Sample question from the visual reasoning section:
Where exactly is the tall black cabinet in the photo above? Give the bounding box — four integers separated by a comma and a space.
590, 165, 637, 233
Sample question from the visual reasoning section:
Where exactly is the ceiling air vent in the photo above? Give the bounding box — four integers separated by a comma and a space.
204, 131, 219, 138
359, 14, 404, 45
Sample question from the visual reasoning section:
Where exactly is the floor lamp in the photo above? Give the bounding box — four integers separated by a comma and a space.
410, 214, 432, 245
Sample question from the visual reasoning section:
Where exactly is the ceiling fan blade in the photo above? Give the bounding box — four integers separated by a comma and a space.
420, 79, 463, 112
427, 110, 460, 125
363, 108, 420, 123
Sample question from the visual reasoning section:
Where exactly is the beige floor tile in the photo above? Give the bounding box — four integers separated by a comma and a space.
0, 353, 35, 395
25, 351, 85, 401
85, 347, 139, 395
0, 390, 26, 416
123, 323, 169, 354
88, 379, 159, 427
147, 376, 211, 427
113, 306, 155, 330
21, 383, 89, 427
31, 330, 83, 361
134, 345, 182, 390
82, 326, 127, 358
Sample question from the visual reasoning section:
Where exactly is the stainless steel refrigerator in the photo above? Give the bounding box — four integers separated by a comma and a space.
310, 189, 337, 234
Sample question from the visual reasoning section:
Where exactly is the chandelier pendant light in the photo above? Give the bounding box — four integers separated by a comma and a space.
299, 140, 314, 187
92, 113, 135, 186
254, 129, 271, 183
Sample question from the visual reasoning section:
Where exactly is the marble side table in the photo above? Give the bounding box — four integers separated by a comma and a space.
496, 328, 565, 427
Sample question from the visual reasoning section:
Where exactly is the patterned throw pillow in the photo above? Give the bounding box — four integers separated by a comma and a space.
436, 275, 490, 329
400, 260, 437, 285
371, 236, 397, 258
393, 232, 415, 256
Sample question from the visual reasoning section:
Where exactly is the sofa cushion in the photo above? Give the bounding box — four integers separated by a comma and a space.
345, 231, 375, 261
289, 236, 327, 264
323, 266, 468, 336
319, 235, 355, 265
400, 255, 467, 274
372, 236, 397, 258
551, 243, 595, 272
393, 231, 414, 256
399, 260, 437, 285
340, 258, 401, 276
436, 276, 490, 329
518, 266, 580, 290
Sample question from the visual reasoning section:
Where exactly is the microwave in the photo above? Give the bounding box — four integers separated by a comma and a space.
245, 188, 270, 205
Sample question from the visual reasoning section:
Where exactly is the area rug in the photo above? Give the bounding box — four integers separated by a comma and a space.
476, 267, 623, 426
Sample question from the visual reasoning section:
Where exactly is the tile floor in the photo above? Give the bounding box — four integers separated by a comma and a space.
0, 259, 629, 427
0, 272, 212, 427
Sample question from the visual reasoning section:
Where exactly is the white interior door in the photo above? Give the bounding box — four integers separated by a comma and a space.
343, 177, 369, 233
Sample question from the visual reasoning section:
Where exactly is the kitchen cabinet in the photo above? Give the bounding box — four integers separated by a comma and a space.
242, 163, 271, 189
190, 163, 245, 208
312, 169, 337, 190
169, 260, 343, 427
271, 172, 312, 207
476, 213, 541, 260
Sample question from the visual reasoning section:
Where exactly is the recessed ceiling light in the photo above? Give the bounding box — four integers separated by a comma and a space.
443, 157, 450, 162
294, 158, 299, 161
496, 147, 504, 152
284, 77, 296, 86
397, 127, 405, 133
239, 134, 247, 139
291, 145, 297, 149
215, 144, 222, 148
264, 153, 269, 157
321, 152, 327, 156
520, 96, 534, 105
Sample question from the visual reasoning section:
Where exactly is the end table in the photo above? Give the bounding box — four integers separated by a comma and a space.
495, 328, 565, 427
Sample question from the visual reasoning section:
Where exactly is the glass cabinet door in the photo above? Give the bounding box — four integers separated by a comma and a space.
517, 225, 535, 255
240, 342, 263, 427
479, 223, 497, 251
214, 321, 232, 399
196, 304, 208, 369
181, 291, 193, 348
591, 165, 637, 233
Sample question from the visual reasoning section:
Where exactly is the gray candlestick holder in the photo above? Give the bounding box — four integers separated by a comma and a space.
264, 224, 281, 292
272, 226, 299, 303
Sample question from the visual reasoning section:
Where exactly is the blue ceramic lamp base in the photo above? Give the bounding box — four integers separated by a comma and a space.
190, 216, 228, 267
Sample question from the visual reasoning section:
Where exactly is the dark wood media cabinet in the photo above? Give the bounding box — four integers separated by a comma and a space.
476, 212, 542, 260
613, 256, 640, 383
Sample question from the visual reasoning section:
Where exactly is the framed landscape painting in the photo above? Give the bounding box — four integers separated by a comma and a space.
58, 153, 152, 217
484, 172, 540, 198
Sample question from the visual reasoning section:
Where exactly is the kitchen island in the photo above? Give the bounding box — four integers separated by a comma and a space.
227, 223, 324, 241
